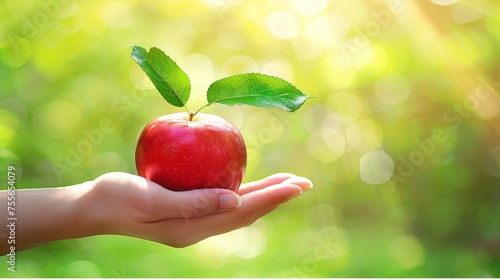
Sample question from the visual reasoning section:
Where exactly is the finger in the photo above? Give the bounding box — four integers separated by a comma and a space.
237, 172, 297, 195
165, 182, 304, 247
281, 176, 314, 192
147, 182, 242, 219
94, 173, 244, 220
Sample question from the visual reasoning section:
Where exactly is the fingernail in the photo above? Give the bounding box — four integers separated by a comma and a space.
283, 177, 314, 191
219, 193, 243, 209
302, 178, 313, 190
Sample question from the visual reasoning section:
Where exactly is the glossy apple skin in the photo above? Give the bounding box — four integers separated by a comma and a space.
135, 113, 247, 192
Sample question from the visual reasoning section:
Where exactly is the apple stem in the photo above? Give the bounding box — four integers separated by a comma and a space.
190, 104, 211, 121
183, 105, 193, 120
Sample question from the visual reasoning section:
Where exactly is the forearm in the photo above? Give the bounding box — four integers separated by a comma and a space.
0, 182, 103, 254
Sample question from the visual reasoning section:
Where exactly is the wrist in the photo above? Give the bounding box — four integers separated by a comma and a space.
69, 181, 112, 237
14, 183, 104, 251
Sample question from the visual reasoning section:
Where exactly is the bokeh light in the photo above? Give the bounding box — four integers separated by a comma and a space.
37, 99, 82, 136
387, 235, 425, 270
359, 150, 394, 185
431, 0, 459, 6
304, 13, 350, 47
307, 127, 345, 163
65, 261, 102, 278
222, 55, 260, 76
195, 225, 267, 268
266, 10, 301, 39
291, 0, 330, 16
346, 118, 384, 153
374, 73, 411, 105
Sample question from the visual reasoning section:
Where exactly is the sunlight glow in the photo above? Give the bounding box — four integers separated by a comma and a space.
266, 10, 301, 39
180, 54, 214, 86
430, 0, 459, 6
222, 55, 260, 76
291, 0, 330, 16
99, 1, 133, 28
452, 2, 484, 23
305, 14, 350, 47
403, 1, 500, 139
261, 59, 295, 83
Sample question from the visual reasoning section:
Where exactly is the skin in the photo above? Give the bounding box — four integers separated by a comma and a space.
0, 172, 312, 254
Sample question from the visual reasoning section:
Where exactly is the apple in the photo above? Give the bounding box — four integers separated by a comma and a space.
135, 112, 247, 192
131, 46, 309, 191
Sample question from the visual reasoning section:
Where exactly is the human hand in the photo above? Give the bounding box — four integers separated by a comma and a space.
87, 172, 312, 248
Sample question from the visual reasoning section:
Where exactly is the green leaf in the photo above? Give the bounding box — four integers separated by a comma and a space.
207, 73, 309, 112
131, 46, 190, 107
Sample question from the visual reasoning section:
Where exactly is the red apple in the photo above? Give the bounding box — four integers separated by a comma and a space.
135, 112, 247, 192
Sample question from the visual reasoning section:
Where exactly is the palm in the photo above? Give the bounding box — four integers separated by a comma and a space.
91, 172, 312, 248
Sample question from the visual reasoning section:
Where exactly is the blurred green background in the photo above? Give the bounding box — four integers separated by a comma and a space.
1, 0, 500, 277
